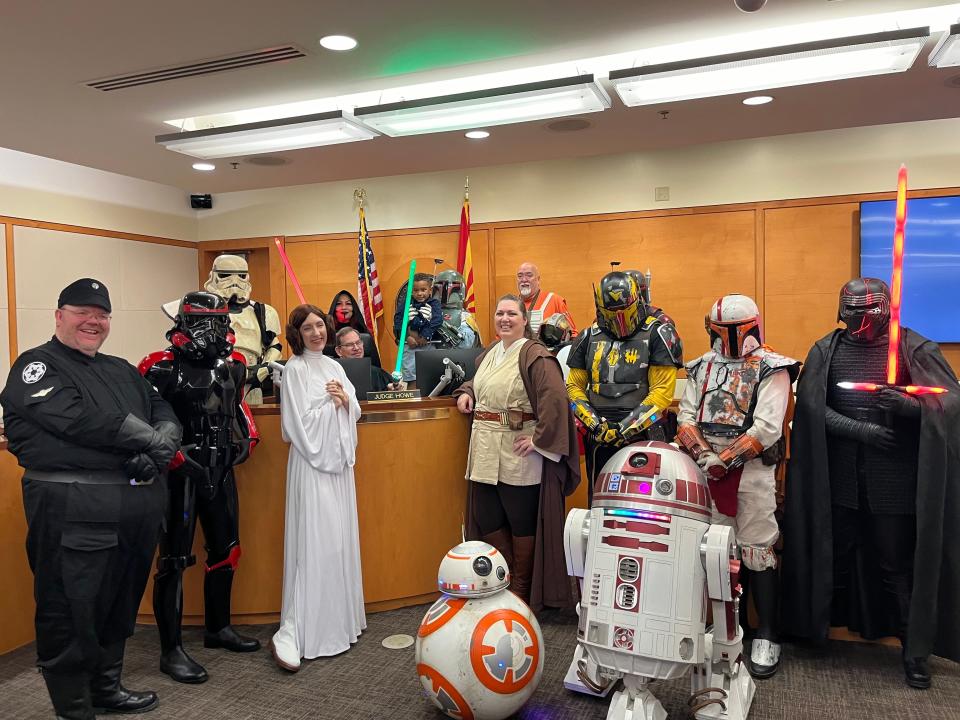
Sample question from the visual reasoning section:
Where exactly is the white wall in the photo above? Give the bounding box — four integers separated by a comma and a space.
0, 147, 196, 241
14, 227, 198, 368
198, 117, 960, 241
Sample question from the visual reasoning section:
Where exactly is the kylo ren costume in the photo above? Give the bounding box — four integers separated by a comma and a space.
782, 278, 960, 689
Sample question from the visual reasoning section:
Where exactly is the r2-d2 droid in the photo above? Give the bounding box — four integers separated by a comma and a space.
564, 442, 755, 720
416, 541, 545, 720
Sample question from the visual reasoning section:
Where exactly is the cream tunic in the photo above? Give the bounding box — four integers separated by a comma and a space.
465, 339, 547, 487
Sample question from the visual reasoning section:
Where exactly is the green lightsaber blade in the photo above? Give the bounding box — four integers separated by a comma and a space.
393, 259, 417, 381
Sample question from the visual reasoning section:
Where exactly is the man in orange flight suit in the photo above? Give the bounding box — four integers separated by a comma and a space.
516, 262, 577, 337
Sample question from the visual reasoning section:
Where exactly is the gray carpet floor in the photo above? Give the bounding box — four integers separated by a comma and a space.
1, 604, 958, 719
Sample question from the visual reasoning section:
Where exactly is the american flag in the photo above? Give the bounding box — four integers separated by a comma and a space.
357, 208, 383, 346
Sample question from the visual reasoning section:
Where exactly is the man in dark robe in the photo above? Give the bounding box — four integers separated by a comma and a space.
782, 278, 960, 689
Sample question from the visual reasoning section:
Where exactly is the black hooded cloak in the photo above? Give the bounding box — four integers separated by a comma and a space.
782, 328, 960, 661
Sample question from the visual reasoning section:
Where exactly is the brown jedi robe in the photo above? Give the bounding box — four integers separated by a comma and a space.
454, 339, 581, 611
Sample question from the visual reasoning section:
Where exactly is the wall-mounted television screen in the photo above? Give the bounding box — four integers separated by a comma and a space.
860, 196, 960, 343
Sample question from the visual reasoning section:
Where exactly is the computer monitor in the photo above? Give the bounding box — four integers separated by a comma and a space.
415, 347, 484, 397
334, 357, 373, 398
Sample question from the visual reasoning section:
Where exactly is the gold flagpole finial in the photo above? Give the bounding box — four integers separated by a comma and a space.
354, 187, 366, 209
464, 176, 469, 202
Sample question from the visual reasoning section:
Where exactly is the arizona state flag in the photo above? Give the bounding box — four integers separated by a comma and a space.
456, 198, 476, 313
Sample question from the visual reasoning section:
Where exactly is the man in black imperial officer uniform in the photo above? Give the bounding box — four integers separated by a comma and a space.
783, 278, 960, 689
1, 279, 180, 720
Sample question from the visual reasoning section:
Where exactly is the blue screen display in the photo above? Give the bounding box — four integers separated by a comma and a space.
860, 196, 960, 342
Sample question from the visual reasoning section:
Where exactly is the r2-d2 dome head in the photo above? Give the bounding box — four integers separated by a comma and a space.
204, 254, 252, 304
437, 541, 510, 598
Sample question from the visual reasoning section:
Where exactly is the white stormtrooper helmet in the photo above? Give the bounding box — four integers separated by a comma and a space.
204, 254, 252, 304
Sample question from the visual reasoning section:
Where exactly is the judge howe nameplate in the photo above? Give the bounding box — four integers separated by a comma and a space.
366, 390, 422, 401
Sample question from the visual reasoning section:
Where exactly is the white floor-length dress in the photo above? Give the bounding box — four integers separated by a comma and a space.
272, 349, 366, 659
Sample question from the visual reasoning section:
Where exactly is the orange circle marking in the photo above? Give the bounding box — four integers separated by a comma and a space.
418, 597, 467, 638
417, 663, 474, 720
469, 609, 540, 694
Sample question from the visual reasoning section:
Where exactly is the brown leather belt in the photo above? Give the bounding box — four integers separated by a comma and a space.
473, 410, 536, 424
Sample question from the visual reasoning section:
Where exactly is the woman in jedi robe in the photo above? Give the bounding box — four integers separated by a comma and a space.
454, 294, 580, 611
269, 304, 366, 672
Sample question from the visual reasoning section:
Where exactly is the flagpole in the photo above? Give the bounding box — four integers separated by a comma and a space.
355, 188, 381, 352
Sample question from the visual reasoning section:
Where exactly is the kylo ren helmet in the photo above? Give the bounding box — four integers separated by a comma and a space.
837, 277, 890, 342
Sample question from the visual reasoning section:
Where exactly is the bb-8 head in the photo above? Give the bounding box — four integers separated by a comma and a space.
415, 541, 545, 720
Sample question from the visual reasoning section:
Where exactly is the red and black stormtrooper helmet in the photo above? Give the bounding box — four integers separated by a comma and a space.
838, 277, 890, 342
168, 291, 234, 360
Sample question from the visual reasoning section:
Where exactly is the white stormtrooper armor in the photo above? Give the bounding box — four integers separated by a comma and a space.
564, 442, 755, 720
204, 254, 282, 404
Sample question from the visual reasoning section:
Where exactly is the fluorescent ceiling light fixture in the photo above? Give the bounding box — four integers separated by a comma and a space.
319, 35, 358, 51
353, 75, 609, 137
929, 23, 960, 67
164, 5, 959, 132
610, 27, 928, 106
742, 95, 773, 105
191, 162, 216, 171
464, 130, 490, 139
156, 111, 378, 159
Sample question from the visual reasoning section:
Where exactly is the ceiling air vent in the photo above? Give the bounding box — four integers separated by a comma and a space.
85, 45, 307, 91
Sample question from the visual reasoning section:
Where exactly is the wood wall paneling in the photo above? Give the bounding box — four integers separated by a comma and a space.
763, 204, 860, 362
492, 211, 757, 359
0, 451, 31, 654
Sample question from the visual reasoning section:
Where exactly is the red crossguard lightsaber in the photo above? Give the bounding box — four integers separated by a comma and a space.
273, 236, 306, 304
839, 165, 947, 397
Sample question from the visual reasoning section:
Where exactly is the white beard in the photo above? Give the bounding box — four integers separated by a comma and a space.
519, 285, 533, 298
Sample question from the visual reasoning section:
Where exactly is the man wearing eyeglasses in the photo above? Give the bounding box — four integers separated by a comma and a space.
1, 278, 180, 720
334, 328, 406, 391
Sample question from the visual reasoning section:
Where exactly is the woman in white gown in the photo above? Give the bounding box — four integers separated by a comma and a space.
270, 304, 366, 672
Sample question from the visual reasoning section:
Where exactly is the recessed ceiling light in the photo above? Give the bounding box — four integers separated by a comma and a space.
465, 130, 490, 139
192, 162, 216, 171
319, 35, 358, 51
742, 95, 774, 105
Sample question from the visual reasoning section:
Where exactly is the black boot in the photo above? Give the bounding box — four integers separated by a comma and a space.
41, 669, 95, 720
90, 641, 159, 714
747, 568, 781, 679
154, 568, 208, 684
903, 652, 931, 690
203, 566, 260, 652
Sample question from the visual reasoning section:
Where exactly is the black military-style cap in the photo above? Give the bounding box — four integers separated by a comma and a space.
57, 278, 112, 313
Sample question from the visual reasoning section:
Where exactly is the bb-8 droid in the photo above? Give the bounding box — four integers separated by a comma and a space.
415, 540, 545, 720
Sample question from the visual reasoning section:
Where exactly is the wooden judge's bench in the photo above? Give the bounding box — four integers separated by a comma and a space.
135, 395, 591, 626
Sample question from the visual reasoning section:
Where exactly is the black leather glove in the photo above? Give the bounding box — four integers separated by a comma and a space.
115, 415, 180, 468
876, 388, 921, 419
147, 420, 181, 468
825, 406, 898, 451
124, 453, 160, 484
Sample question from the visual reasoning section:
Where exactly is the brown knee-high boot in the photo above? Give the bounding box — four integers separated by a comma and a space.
510, 535, 536, 605
481, 527, 513, 568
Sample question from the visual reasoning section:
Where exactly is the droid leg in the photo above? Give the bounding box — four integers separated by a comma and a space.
562, 644, 616, 697
606, 674, 667, 720
691, 525, 755, 720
